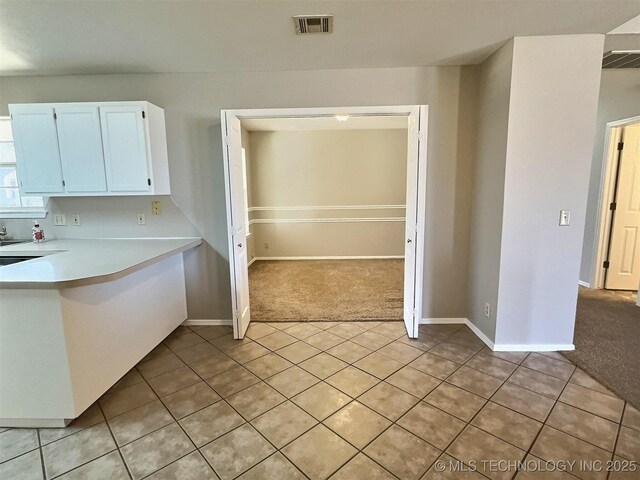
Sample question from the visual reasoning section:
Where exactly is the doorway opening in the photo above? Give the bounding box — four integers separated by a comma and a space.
222, 106, 428, 339
592, 117, 640, 294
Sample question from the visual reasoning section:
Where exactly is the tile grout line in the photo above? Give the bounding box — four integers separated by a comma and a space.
505, 359, 584, 480
160, 326, 326, 479
301, 323, 477, 479
217, 323, 426, 478
96, 401, 134, 480
132, 358, 225, 479
36, 429, 47, 480
606, 401, 626, 480
5, 321, 628, 480
364, 328, 494, 479
205, 323, 628, 478
435, 351, 544, 479
155, 336, 275, 479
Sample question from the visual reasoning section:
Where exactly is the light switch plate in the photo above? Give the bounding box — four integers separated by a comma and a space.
152, 201, 161, 215
559, 210, 571, 226
54, 214, 66, 226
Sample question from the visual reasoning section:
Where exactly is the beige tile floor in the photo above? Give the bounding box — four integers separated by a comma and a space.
1, 321, 639, 480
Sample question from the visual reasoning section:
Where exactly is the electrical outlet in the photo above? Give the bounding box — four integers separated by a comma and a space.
53, 214, 66, 226
137, 213, 146, 225
484, 302, 491, 318
152, 201, 161, 215
72, 215, 80, 226
559, 210, 571, 226
264, 242, 270, 250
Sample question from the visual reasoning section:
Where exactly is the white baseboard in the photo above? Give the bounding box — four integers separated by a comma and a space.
578, 280, 590, 288
182, 319, 233, 326
419, 318, 573, 352
493, 343, 575, 352
420, 318, 468, 324
464, 320, 496, 350
248, 257, 257, 268
252, 256, 404, 261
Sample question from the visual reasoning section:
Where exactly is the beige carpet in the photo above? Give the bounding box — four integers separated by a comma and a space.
562, 287, 640, 408
249, 259, 404, 321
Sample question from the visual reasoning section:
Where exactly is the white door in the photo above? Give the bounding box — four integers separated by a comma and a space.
403, 106, 428, 338
55, 106, 107, 193
222, 111, 251, 339
100, 106, 150, 192
606, 123, 640, 290
10, 105, 64, 194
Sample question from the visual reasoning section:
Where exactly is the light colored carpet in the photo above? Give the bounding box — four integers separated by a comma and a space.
248, 259, 404, 321
562, 287, 640, 409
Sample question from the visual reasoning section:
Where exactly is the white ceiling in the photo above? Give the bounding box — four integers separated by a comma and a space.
1, 1, 638, 76
242, 115, 408, 132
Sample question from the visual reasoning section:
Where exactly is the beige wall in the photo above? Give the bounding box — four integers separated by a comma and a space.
0, 65, 472, 320
466, 40, 513, 340
468, 35, 604, 346
247, 129, 407, 258
496, 35, 604, 346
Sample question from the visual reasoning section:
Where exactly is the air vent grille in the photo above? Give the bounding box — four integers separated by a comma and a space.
602, 51, 640, 69
293, 15, 334, 34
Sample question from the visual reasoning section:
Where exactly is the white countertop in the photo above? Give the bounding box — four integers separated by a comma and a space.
0, 238, 201, 288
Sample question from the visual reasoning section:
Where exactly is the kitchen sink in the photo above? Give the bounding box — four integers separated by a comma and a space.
0, 256, 41, 266
0, 240, 38, 266
0, 239, 29, 246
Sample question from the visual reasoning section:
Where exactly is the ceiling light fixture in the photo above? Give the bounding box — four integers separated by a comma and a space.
335, 115, 350, 122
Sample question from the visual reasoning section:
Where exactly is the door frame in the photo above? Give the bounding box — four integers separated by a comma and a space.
221, 105, 428, 338
591, 115, 640, 289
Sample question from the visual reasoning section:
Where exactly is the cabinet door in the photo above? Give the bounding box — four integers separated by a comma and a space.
100, 106, 150, 192
10, 105, 64, 193
55, 106, 107, 193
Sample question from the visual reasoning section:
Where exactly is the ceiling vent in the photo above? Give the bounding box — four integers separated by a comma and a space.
293, 15, 333, 34
602, 51, 640, 69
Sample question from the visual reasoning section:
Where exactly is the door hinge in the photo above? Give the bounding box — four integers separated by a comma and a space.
147, 178, 151, 186
603, 260, 610, 269
610, 202, 617, 211
617, 141, 624, 151
142, 111, 146, 119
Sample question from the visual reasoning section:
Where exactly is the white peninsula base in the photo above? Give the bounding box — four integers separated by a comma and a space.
0, 239, 199, 428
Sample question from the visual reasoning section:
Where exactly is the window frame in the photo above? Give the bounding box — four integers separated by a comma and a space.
0, 116, 48, 219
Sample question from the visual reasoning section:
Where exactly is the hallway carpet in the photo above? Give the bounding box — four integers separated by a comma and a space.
248, 259, 404, 321
562, 287, 640, 408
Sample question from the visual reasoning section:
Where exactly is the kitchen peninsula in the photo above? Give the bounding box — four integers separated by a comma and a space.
0, 238, 201, 428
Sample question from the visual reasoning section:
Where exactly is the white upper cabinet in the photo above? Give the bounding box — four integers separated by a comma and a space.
100, 106, 150, 192
11, 105, 64, 194
9, 101, 170, 196
55, 106, 107, 193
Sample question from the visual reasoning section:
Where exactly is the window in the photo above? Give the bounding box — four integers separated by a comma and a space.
0, 117, 45, 215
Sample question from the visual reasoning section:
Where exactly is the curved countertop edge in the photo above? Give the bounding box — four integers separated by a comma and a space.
0, 238, 202, 289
